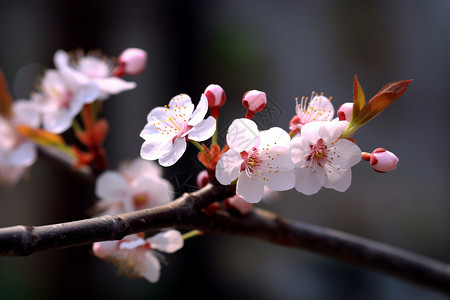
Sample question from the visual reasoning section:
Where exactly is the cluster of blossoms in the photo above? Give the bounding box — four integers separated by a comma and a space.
0, 48, 147, 184
140, 77, 410, 207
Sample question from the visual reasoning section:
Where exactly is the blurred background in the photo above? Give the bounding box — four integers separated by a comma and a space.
1, 0, 449, 299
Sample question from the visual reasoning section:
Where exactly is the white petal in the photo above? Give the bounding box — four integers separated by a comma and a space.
323, 167, 352, 192
95, 77, 136, 95
226, 118, 259, 153
259, 127, 291, 148
324, 120, 348, 144
168, 94, 194, 119
147, 230, 184, 253
133, 175, 173, 207
299, 121, 322, 141
266, 146, 295, 172
188, 94, 208, 126
146, 106, 171, 123
141, 252, 161, 283
42, 109, 73, 134
71, 82, 100, 105
121, 158, 163, 178
294, 166, 325, 195
328, 139, 361, 168
265, 169, 295, 191
95, 171, 131, 202
187, 116, 216, 141
92, 240, 119, 258
9, 141, 36, 167
307, 95, 334, 121
236, 172, 265, 203
140, 138, 173, 161
215, 150, 242, 185
12, 100, 40, 128
119, 238, 147, 250
289, 136, 310, 166
158, 137, 186, 167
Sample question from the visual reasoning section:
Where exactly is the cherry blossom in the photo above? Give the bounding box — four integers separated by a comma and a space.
216, 118, 295, 203
140, 93, 216, 167
290, 120, 361, 195
289, 93, 334, 133
366, 148, 399, 173
93, 230, 184, 283
33, 56, 99, 133
0, 101, 40, 185
95, 158, 173, 215
116, 48, 148, 76
54, 50, 136, 99
242, 90, 267, 119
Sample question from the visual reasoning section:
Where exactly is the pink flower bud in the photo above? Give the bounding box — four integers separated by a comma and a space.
337, 102, 353, 121
370, 148, 399, 173
204, 84, 226, 119
242, 90, 267, 119
196, 170, 210, 188
224, 195, 252, 215
115, 48, 147, 76
92, 240, 118, 258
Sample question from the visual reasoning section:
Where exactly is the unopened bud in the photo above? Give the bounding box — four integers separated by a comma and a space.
224, 194, 252, 215
337, 102, 353, 121
92, 241, 118, 258
370, 148, 399, 173
196, 170, 210, 188
242, 90, 267, 119
204, 84, 226, 119
115, 48, 147, 76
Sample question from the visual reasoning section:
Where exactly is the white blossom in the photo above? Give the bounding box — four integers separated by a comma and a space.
216, 118, 294, 203
290, 120, 361, 195
140, 93, 216, 167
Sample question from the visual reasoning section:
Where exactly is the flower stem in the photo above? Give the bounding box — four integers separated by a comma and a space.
191, 140, 206, 153
212, 128, 218, 145
182, 230, 204, 240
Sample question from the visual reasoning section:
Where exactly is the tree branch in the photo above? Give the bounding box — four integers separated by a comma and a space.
0, 181, 449, 295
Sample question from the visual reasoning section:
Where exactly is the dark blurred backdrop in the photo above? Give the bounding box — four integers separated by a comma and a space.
1, 1, 450, 299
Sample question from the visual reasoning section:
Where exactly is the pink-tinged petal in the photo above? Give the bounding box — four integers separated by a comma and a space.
323, 167, 352, 192
265, 169, 295, 191
140, 122, 167, 139
92, 240, 119, 258
140, 138, 173, 161
294, 166, 325, 195
119, 238, 147, 250
158, 137, 186, 167
95, 171, 131, 202
328, 139, 361, 168
71, 81, 100, 105
324, 120, 348, 144
187, 116, 216, 141
299, 121, 322, 142
226, 118, 259, 153
43, 109, 73, 134
307, 95, 334, 121
9, 141, 36, 167
259, 127, 291, 148
95, 77, 136, 95
188, 94, 208, 126
168, 94, 194, 118
13, 100, 40, 128
147, 230, 183, 253
225, 195, 252, 214
121, 158, 163, 178
141, 252, 161, 283
236, 172, 265, 203
55, 50, 92, 87
289, 136, 310, 166
215, 149, 242, 185
146, 106, 171, 123
133, 175, 173, 207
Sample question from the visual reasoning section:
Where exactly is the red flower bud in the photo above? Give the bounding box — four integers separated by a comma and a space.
196, 170, 210, 188
224, 195, 252, 215
337, 102, 353, 121
242, 90, 267, 119
204, 84, 226, 119
370, 148, 399, 173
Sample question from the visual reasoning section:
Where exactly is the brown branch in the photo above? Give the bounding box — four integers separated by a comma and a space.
0, 181, 450, 295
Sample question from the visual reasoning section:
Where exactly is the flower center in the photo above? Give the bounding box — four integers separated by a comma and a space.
133, 193, 149, 210
307, 138, 328, 162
